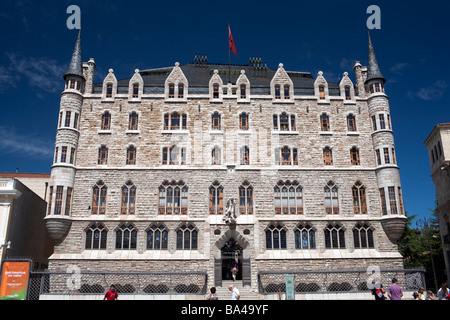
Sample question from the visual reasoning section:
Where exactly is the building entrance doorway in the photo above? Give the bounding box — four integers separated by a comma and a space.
221, 238, 243, 281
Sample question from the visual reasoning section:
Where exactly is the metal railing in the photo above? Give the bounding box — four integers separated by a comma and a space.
258, 268, 427, 295
27, 271, 208, 300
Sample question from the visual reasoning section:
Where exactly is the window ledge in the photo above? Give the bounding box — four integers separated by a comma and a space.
320, 131, 334, 136
238, 130, 252, 135
347, 131, 360, 136
209, 130, 224, 135
271, 131, 299, 135
98, 130, 112, 135
272, 99, 295, 104
126, 130, 140, 135
162, 130, 189, 135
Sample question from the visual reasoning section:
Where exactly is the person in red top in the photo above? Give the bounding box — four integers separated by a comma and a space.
104, 285, 119, 300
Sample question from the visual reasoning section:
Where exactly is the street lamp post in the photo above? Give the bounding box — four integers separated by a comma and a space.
416, 218, 439, 291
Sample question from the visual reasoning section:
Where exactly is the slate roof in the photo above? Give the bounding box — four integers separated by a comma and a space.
64, 30, 84, 79
94, 62, 341, 96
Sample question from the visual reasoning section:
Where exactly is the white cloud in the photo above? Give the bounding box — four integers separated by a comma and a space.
0, 53, 67, 94
0, 126, 54, 159
407, 81, 448, 101
390, 62, 410, 75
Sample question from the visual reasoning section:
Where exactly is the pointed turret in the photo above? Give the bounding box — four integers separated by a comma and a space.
365, 32, 385, 84
64, 30, 84, 80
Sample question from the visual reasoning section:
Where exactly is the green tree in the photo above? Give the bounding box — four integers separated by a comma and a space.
398, 210, 446, 291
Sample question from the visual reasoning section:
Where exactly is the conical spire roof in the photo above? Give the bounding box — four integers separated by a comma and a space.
64, 30, 84, 79
365, 32, 385, 84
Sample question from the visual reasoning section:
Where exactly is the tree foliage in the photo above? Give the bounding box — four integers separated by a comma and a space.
397, 210, 446, 291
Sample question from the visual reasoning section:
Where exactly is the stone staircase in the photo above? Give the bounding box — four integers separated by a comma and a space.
213, 281, 261, 300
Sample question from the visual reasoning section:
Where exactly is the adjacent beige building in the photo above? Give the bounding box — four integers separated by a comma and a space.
0, 173, 53, 269
424, 123, 450, 282
44, 31, 407, 294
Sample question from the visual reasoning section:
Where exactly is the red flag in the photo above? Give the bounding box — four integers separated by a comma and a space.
229, 24, 238, 58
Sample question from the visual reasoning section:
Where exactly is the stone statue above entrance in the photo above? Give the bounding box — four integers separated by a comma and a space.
223, 198, 237, 225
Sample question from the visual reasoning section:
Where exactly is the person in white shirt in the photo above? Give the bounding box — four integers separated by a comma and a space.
229, 285, 240, 300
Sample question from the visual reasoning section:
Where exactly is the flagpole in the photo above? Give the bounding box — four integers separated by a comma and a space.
228, 23, 231, 84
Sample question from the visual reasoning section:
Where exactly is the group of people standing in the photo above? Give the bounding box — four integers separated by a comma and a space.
372, 278, 450, 300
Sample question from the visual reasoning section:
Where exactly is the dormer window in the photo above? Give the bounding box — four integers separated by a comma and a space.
132, 84, 139, 98
284, 85, 290, 99
178, 84, 184, 99
106, 84, 113, 98
319, 85, 325, 100
345, 86, 351, 100
168, 84, 175, 99
240, 84, 247, 99
275, 85, 281, 99
213, 84, 220, 99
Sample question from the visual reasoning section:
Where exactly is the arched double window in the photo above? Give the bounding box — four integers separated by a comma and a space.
209, 181, 224, 215
121, 181, 136, 215
239, 181, 253, 215
324, 181, 339, 215
352, 182, 367, 215
92, 181, 107, 215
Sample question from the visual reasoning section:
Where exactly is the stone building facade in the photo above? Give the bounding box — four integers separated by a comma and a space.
44, 31, 407, 293
424, 123, 450, 283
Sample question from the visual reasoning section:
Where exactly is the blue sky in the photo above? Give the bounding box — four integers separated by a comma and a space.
0, 0, 449, 225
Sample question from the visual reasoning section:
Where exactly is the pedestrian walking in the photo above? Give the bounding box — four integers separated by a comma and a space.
206, 287, 219, 300
371, 281, 386, 300
387, 278, 403, 300
103, 285, 118, 300
437, 282, 449, 300
229, 285, 240, 300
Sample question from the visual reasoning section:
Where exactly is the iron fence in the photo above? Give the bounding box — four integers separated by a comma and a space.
27, 271, 208, 300
258, 268, 426, 295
